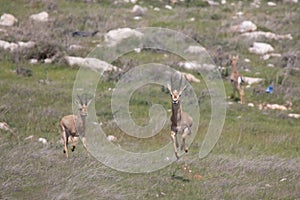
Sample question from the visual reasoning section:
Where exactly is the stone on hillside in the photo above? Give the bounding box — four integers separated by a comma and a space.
242, 31, 292, 40
267, 2, 277, 6
185, 46, 206, 54
0, 13, 18, 26
238, 20, 257, 33
104, 28, 143, 47
132, 5, 147, 16
249, 42, 274, 55
243, 76, 264, 85
30, 11, 49, 22
181, 72, 200, 83
65, 56, 122, 74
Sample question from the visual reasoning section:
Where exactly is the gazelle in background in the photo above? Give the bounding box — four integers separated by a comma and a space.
167, 75, 193, 159
60, 95, 91, 158
230, 54, 245, 104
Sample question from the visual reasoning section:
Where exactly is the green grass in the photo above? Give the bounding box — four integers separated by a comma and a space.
0, 0, 300, 199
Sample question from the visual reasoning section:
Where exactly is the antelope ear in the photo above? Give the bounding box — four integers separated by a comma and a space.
86, 99, 92, 106
167, 84, 172, 94
179, 85, 187, 96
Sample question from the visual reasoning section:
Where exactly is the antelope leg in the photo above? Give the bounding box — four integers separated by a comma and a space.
171, 131, 179, 159
181, 128, 189, 153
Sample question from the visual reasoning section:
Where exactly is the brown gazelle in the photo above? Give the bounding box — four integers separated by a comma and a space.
167, 75, 193, 159
230, 54, 245, 104
60, 95, 91, 158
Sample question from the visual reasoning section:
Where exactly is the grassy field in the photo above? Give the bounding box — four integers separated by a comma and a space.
0, 0, 300, 199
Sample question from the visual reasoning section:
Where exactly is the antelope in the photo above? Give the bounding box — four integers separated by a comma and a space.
60, 95, 91, 158
167, 75, 193, 159
230, 54, 245, 104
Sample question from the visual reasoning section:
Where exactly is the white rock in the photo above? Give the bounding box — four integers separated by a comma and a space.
65, 56, 122, 74
30, 59, 38, 64
181, 72, 200, 83
267, 2, 277, 6
107, 135, 117, 142
206, 0, 220, 5
248, 103, 255, 107
221, 0, 226, 4
44, 58, 53, 64
132, 5, 147, 16
238, 20, 257, 33
262, 53, 281, 60
18, 41, 35, 48
154, 7, 160, 11
38, 137, 47, 144
288, 113, 300, 119
68, 44, 84, 51
104, 28, 143, 47
242, 31, 292, 40
185, 45, 206, 54
249, 42, 274, 55
30, 11, 49, 22
0, 13, 18, 26
165, 5, 173, 10
243, 76, 264, 85
189, 17, 195, 22
283, 0, 298, 3
244, 58, 251, 63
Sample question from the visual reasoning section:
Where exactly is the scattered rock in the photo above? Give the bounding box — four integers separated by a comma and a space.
65, 56, 122, 73
38, 137, 47, 144
249, 42, 274, 55
107, 135, 117, 142
185, 45, 206, 54
288, 113, 300, 119
0, 13, 18, 26
68, 44, 84, 51
234, 20, 257, 33
283, 0, 298, 3
154, 7, 160, 11
267, 1, 277, 6
132, 5, 147, 16
206, 0, 220, 6
104, 28, 143, 47
242, 31, 292, 40
165, 5, 173, 10
181, 72, 200, 83
30, 11, 49, 22
30, 59, 38, 64
248, 103, 255, 107
0, 40, 35, 52
243, 76, 264, 85
262, 53, 281, 60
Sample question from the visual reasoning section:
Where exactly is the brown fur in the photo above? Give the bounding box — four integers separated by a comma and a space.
230, 55, 245, 104
167, 77, 193, 159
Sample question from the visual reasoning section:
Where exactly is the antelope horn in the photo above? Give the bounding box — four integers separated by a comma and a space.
85, 95, 88, 105
77, 95, 83, 105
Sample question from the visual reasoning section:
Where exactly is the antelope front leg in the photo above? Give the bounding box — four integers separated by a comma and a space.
181, 128, 189, 153
238, 86, 244, 104
171, 131, 179, 159
81, 137, 90, 157
62, 130, 69, 158
70, 136, 76, 152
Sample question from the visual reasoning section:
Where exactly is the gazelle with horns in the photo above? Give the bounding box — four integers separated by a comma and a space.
167, 75, 193, 159
60, 95, 92, 158
230, 54, 245, 104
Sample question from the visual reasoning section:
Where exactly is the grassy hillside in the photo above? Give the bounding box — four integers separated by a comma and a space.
0, 0, 299, 199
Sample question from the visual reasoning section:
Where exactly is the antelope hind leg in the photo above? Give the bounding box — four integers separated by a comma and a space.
62, 129, 69, 158
171, 131, 179, 159
181, 128, 189, 153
